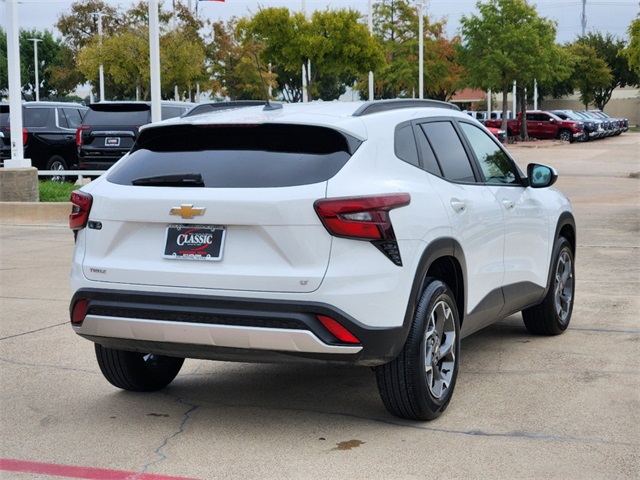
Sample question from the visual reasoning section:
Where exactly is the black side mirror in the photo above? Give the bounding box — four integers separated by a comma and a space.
527, 163, 558, 188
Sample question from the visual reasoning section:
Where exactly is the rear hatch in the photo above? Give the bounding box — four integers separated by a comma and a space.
79, 103, 150, 159
80, 123, 361, 293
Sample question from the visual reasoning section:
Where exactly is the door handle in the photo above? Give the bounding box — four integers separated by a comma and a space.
450, 199, 466, 213
503, 200, 515, 210
64, 135, 75, 140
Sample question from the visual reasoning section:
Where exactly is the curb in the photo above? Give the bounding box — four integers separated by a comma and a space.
0, 202, 70, 226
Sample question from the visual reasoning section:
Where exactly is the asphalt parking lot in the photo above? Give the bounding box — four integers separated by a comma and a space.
1, 133, 638, 479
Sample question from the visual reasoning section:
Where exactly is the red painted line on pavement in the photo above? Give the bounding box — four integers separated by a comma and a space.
0, 459, 200, 480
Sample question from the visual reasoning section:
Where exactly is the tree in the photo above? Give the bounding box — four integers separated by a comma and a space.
240, 7, 384, 101
623, 15, 640, 76
366, 0, 419, 98
0, 28, 11, 96
19, 30, 65, 100
566, 43, 612, 109
576, 32, 639, 110
75, 1, 207, 100
460, 0, 567, 137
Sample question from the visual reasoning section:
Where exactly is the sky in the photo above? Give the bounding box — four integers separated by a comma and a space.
1, 0, 638, 44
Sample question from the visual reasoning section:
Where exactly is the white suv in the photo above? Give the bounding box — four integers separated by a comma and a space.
69, 99, 576, 420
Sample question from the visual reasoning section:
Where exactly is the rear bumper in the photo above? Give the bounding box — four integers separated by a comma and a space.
70, 289, 408, 366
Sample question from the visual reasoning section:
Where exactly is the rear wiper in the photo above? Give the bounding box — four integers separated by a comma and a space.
131, 173, 204, 187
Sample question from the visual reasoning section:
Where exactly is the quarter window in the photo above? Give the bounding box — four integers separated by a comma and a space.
420, 121, 475, 183
394, 124, 419, 167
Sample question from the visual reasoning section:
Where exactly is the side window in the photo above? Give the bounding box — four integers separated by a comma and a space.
161, 106, 185, 120
394, 123, 420, 167
63, 108, 83, 129
459, 123, 518, 185
420, 121, 476, 183
415, 126, 442, 176
526, 113, 538, 121
22, 108, 50, 127
57, 108, 69, 128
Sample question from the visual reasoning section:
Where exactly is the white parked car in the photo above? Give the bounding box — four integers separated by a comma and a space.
69, 99, 576, 420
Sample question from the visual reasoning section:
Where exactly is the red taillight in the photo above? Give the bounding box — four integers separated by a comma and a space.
69, 190, 93, 231
76, 126, 89, 147
317, 315, 360, 344
71, 299, 88, 325
314, 194, 410, 240
5, 127, 28, 145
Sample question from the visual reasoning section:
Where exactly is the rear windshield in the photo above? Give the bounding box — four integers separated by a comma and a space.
107, 124, 361, 188
84, 110, 149, 126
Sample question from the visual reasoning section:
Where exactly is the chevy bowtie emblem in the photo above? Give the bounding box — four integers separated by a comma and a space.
170, 204, 206, 219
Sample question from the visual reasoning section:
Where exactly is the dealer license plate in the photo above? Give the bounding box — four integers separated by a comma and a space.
163, 224, 226, 261
105, 137, 120, 147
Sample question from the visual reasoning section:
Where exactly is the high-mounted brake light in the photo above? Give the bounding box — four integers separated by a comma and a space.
314, 194, 410, 266
69, 190, 93, 231
76, 126, 90, 147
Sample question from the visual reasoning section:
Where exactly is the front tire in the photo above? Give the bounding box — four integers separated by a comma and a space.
375, 279, 460, 421
558, 130, 573, 142
522, 237, 575, 335
95, 344, 184, 392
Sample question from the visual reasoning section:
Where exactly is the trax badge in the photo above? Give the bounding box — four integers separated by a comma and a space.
169, 204, 206, 219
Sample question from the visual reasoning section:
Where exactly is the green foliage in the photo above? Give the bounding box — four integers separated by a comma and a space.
74, 1, 207, 100
0, 28, 8, 95
624, 16, 640, 76
575, 32, 639, 110
460, 0, 565, 134
240, 7, 384, 101
567, 43, 612, 109
39, 180, 80, 202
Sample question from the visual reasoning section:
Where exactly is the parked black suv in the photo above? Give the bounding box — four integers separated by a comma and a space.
76, 101, 193, 170
1, 102, 87, 179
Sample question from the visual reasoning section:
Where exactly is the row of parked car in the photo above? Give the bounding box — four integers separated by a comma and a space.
1, 101, 632, 182
0, 101, 195, 181
480, 109, 630, 143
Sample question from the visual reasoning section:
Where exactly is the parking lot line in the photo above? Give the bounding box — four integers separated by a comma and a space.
0, 458, 199, 480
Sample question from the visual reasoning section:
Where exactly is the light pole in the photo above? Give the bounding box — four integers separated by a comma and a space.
28, 38, 43, 101
368, 0, 374, 101
92, 11, 106, 101
418, 1, 425, 99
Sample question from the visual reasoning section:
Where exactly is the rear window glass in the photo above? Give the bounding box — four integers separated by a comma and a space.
85, 108, 149, 126
107, 124, 361, 188
23, 108, 50, 127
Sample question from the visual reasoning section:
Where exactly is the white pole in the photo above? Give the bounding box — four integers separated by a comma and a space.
28, 39, 43, 102
149, 0, 162, 123
5, 0, 29, 167
534, 79, 538, 110
487, 89, 491, 120
368, 0, 374, 101
512, 80, 517, 118
301, 0, 308, 102
418, 1, 424, 99
94, 12, 106, 102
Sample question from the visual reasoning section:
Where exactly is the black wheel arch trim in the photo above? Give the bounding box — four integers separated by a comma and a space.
539, 211, 576, 302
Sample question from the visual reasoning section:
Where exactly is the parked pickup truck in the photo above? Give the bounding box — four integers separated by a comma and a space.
485, 110, 585, 143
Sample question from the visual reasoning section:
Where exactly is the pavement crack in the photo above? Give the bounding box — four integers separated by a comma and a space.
0, 322, 67, 341
139, 398, 199, 475
0, 355, 97, 374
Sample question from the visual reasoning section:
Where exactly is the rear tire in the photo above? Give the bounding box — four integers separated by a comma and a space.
46, 155, 69, 183
522, 237, 574, 335
95, 344, 184, 392
375, 279, 460, 420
